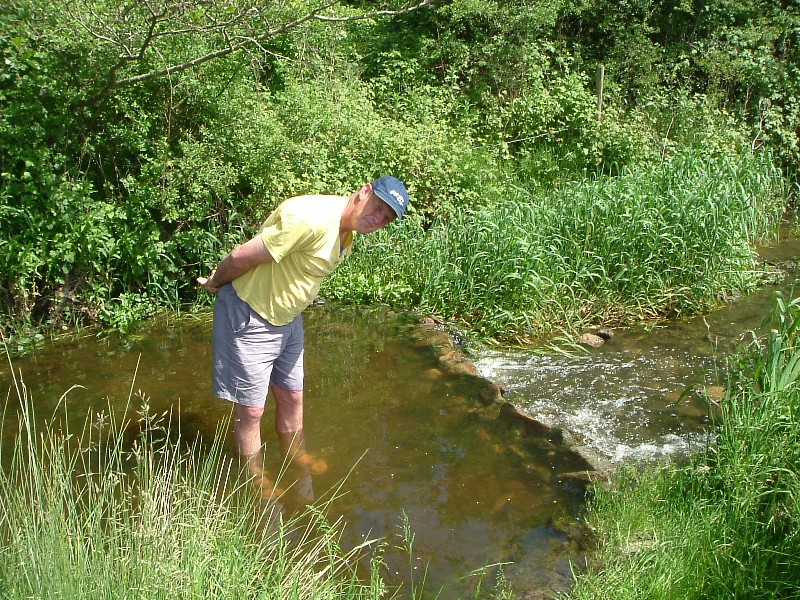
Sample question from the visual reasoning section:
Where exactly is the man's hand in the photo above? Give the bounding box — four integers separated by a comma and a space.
196, 235, 272, 295
197, 269, 221, 294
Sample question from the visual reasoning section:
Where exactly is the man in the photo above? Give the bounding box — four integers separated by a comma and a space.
197, 176, 409, 505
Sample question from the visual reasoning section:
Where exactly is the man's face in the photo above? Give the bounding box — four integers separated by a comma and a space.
355, 193, 397, 234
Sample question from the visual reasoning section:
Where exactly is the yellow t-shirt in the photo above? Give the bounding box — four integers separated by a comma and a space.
232, 194, 353, 326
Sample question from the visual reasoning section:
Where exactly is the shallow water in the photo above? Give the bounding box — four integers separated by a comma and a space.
0, 306, 587, 599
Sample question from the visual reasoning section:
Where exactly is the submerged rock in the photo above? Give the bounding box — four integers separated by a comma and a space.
596, 326, 614, 340
564, 445, 614, 480
438, 350, 481, 376
578, 333, 605, 348
412, 314, 617, 492
497, 401, 616, 481
499, 401, 555, 437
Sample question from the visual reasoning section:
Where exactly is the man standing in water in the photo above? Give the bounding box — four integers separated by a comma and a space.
197, 176, 410, 505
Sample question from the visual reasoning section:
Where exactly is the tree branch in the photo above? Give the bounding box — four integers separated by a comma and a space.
312, 0, 437, 23
70, 0, 437, 92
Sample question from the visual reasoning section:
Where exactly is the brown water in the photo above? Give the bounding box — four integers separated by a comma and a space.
0, 305, 588, 599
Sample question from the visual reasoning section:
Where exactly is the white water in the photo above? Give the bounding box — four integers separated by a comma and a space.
474, 345, 717, 463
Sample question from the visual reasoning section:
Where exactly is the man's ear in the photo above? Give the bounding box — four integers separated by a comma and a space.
358, 183, 373, 202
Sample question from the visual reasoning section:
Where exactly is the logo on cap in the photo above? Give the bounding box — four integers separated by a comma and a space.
372, 175, 410, 220
390, 189, 407, 206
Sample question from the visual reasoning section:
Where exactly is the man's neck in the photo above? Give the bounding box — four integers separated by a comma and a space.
339, 192, 359, 235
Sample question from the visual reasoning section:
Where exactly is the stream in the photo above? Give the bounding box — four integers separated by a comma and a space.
1, 238, 798, 598
473, 237, 800, 465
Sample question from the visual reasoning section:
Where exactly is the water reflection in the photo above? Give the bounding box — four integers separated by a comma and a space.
0, 306, 586, 599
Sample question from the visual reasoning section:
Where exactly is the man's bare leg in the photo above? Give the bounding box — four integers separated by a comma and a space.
234, 403, 283, 499
233, 403, 265, 468
272, 386, 318, 503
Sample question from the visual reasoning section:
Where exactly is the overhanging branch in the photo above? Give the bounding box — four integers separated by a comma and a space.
107, 0, 437, 89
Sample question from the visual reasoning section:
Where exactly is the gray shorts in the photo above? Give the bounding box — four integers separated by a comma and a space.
212, 284, 304, 407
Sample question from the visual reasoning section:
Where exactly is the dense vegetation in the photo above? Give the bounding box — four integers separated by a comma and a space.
1, 0, 798, 343
326, 151, 786, 342
569, 292, 800, 599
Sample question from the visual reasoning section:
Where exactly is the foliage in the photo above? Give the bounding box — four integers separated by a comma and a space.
324, 150, 787, 343
557, 0, 800, 177
1, 0, 799, 340
568, 292, 800, 599
0, 379, 390, 599
0, 2, 502, 336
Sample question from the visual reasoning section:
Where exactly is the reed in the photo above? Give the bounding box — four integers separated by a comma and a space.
567, 292, 800, 599
0, 372, 388, 599
325, 150, 787, 343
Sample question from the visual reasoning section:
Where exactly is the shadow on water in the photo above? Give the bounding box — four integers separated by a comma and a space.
0, 305, 589, 599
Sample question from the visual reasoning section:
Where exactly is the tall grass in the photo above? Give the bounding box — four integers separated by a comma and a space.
325, 150, 788, 343
566, 292, 800, 599
0, 373, 389, 599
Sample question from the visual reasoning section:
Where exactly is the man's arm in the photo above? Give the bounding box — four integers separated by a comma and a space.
196, 234, 273, 294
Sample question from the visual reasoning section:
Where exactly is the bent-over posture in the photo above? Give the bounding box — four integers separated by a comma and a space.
197, 176, 410, 504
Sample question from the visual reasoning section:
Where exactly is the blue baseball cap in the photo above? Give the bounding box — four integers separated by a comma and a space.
371, 175, 410, 220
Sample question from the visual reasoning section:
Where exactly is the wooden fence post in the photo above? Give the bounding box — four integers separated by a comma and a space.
596, 64, 605, 122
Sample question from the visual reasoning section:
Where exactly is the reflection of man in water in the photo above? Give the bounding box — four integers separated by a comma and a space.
197, 176, 410, 504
